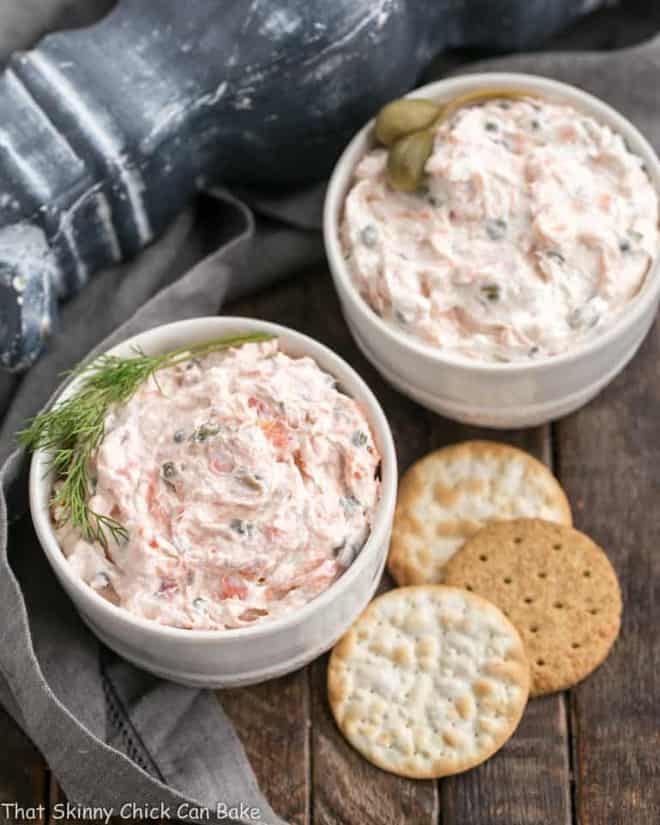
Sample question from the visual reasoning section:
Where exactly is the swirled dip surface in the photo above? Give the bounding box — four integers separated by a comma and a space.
343, 98, 659, 361
55, 340, 381, 629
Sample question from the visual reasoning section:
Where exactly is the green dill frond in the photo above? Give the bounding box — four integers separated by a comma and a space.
18, 331, 274, 549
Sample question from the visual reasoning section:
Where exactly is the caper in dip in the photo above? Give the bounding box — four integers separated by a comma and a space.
342, 97, 659, 361
55, 340, 381, 629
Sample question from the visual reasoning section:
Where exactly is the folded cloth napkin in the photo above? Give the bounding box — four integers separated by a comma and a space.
1, 14, 659, 825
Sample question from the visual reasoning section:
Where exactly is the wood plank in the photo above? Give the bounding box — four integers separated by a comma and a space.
302, 274, 438, 825
554, 326, 660, 825
0, 706, 48, 825
441, 691, 572, 825
425, 423, 572, 825
220, 674, 310, 825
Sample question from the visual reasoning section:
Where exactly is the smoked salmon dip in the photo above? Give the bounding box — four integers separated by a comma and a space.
342, 97, 659, 362
54, 339, 381, 630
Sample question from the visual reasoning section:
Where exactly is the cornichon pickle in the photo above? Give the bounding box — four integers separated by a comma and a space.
380, 88, 540, 192
374, 98, 441, 146
386, 129, 434, 192
442, 88, 540, 119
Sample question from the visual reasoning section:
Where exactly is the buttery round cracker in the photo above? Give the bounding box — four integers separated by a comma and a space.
442, 519, 622, 696
327, 586, 530, 778
388, 441, 572, 586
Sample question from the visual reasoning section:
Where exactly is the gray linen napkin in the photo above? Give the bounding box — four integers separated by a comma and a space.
1, 16, 660, 825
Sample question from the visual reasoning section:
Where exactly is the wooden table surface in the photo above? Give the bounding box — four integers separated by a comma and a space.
1, 268, 659, 825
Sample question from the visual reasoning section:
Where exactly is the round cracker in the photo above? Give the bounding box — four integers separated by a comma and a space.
327, 586, 530, 778
442, 519, 622, 696
388, 441, 572, 586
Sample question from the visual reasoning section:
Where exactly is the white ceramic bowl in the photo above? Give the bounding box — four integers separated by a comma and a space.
324, 72, 660, 428
29, 317, 397, 688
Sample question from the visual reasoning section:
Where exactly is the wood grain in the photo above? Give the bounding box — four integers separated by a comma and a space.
301, 275, 439, 825
425, 420, 572, 825
0, 707, 48, 825
555, 323, 660, 825
441, 693, 572, 825
221, 674, 310, 825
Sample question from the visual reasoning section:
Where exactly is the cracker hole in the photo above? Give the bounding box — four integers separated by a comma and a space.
524, 596, 534, 604
554, 602, 564, 609
513, 537, 522, 544
538, 571, 547, 579
583, 570, 591, 578
571, 642, 580, 649
530, 625, 539, 634
479, 554, 488, 562
503, 577, 512, 584
553, 543, 562, 551
465, 583, 473, 591
536, 658, 545, 666
589, 608, 599, 615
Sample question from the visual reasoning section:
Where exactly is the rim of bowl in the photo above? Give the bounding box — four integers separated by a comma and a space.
324, 71, 660, 374
29, 317, 398, 642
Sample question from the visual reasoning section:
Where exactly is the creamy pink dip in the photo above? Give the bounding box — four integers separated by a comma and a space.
343, 97, 659, 361
55, 339, 381, 630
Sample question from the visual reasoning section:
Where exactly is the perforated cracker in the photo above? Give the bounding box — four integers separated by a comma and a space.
388, 441, 572, 586
327, 586, 530, 778
443, 519, 622, 695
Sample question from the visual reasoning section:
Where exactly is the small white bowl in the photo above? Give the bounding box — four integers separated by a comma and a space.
29, 317, 397, 688
324, 72, 660, 428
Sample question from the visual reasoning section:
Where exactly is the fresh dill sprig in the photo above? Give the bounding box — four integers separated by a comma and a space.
18, 331, 274, 549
